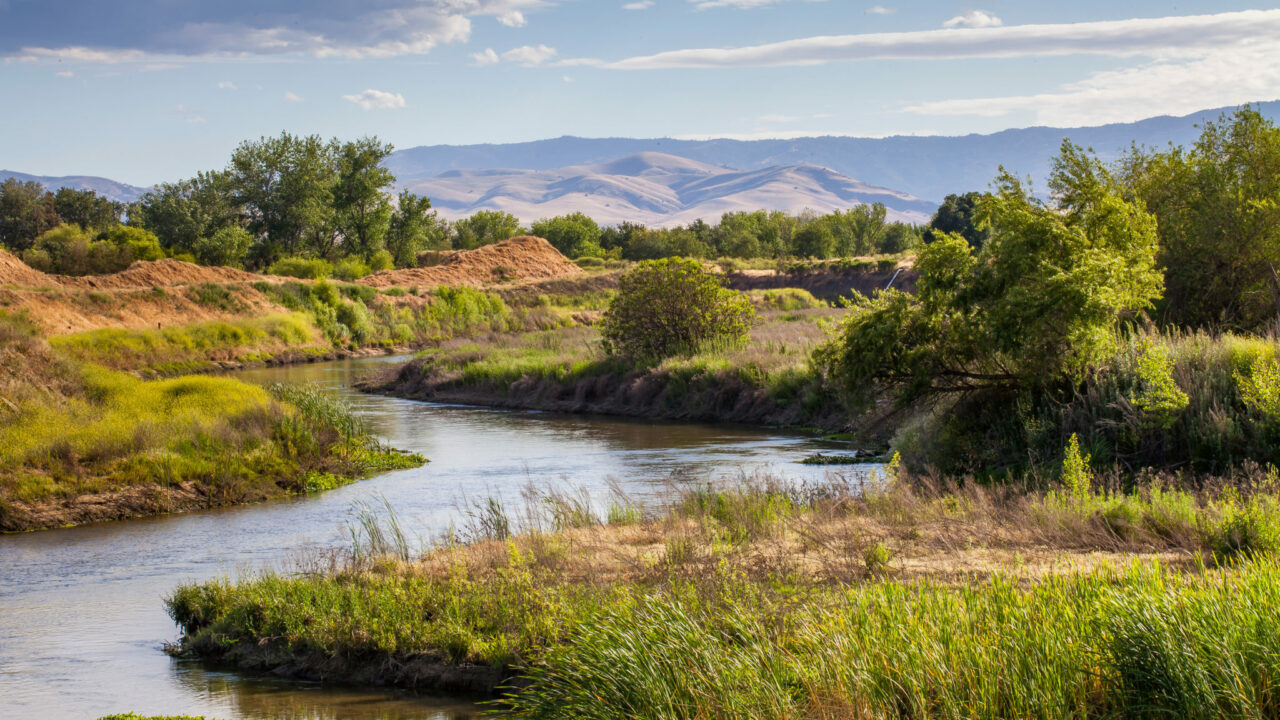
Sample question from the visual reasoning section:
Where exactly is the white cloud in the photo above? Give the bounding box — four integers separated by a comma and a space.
471, 47, 501, 65
174, 103, 205, 124
55, 70, 74, 78
217, 80, 237, 90
283, 91, 303, 102
15, 46, 144, 63
623, 0, 654, 8
6, 1, 547, 63
563, 75, 574, 82
943, 10, 1002, 29
501, 44, 557, 66
866, 5, 893, 15
498, 10, 526, 26
904, 42, 1280, 127
608, 10, 1280, 69
342, 88, 407, 110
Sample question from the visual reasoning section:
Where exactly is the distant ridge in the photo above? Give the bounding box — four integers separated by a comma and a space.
9, 101, 1279, 214
389, 101, 1280, 204
402, 151, 936, 226
0, 170, 151, 203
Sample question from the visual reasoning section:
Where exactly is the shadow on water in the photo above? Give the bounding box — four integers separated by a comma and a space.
0, 355, 875, 720
170, 660, 482, 719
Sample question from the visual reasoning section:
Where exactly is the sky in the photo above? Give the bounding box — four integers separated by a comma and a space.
3, 0, 1280, 185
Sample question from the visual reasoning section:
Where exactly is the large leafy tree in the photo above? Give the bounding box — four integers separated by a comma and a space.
1119, 107, 1280, 331
531, 212, 603, 258
925, 191, 990, 249
386, 190, 448, 267
333, 137, 395, 261
133, 170, 242, 256
0, 179, 59, 252
601, 258, 755, 360
52, 188, 121, 231
818, 142, 1163, 405
229, 132, 337, 265
453, 210, 521, 249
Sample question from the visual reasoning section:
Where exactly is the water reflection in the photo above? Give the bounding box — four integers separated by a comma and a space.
0, 355, 875, 720
171, 661, 480, 720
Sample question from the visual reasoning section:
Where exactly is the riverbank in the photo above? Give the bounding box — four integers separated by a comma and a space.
166, 468, 1280, 717
0, 313, 424, 532
360, 307, 894, 436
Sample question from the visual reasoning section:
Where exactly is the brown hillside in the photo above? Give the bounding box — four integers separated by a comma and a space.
360, 236, 580, 288
0, 249, 54, 287
58, 258, 264, 289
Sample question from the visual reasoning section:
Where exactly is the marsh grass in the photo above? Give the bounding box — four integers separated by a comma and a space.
400, 309, 845, 427
167, 469, 1280, 718
50, 313, 321, 375
0, 312, 423, 528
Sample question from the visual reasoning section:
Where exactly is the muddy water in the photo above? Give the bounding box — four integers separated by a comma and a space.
0, 356, 875, 720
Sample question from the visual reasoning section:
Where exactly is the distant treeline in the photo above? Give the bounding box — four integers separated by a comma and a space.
0, 131, 950, 277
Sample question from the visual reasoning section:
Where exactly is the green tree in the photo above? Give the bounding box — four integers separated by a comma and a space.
0, 179, 59, 252
600, 258, 755, 360
229, 132, 337, 265
827, 204, 887, 256
792, 222, 835, 258
52, 188, 121, 231
133, 171, 242, 255
925, 192, 990, 249
878, 222, 921, 254
193, 226, 252, 267
818, 143, 1163, 405
453, 210, 521, 249
1119, 107, 1280, 331
333, 137, 395, 261
386, 191, 448, 267
531, 212, 603, 258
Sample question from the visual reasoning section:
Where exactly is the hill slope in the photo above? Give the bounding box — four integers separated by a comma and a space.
0, 170, 151, 203
389, 101, 1280, 204
402, 152, 935, 225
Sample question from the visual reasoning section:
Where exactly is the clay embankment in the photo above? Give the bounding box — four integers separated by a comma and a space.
359, 236, 580, 288
0, 236, 581, 336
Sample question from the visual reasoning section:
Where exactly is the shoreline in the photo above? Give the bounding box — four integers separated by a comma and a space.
359, 356, 894, 439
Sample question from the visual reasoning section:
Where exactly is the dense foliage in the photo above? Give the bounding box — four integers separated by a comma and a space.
600, 258, 755, 360
819, 142, 1162, 406
1120, 108, 1280, 332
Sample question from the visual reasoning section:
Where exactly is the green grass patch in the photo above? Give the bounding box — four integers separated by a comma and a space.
50, 313, 320, 376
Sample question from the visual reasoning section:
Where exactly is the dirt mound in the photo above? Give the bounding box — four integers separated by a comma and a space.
0, 249, 54, 287
59, 258, 264, 290
360, 236, 580, 289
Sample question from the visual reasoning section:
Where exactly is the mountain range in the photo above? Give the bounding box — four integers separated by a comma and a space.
6, 101, 1278, 226
403, 152, 937, 226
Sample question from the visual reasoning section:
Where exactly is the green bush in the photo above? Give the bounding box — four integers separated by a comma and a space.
332, 256, 372, 281
600, 258, 755, 360
268, 256, 333, 279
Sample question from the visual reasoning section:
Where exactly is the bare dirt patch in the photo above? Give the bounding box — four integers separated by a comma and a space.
360, 236, 581, 288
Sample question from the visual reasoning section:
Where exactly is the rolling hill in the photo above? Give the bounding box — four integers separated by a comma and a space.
0, 170, 151, 203
389, 101, 1280, 205
401, 152, 936, 226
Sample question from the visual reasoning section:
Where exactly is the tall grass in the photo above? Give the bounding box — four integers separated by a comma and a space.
50, 313, 320, 376
166, 470, 1280, 717
897, 329, 1280, 477
508, 560, 1280, 719
0, 326, 423, 528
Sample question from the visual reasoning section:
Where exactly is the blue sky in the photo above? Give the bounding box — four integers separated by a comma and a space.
3, 0, 1280, 185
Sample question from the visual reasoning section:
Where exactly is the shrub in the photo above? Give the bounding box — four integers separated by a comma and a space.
192, 226, 251, 267
600, 258, 755, 360
268, 256, 333, 280
332, 256, 372, 281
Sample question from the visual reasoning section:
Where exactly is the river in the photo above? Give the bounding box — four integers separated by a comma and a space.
0, 356, 875, 720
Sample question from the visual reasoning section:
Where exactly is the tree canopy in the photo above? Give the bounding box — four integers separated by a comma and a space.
817, 142, 1163, 405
